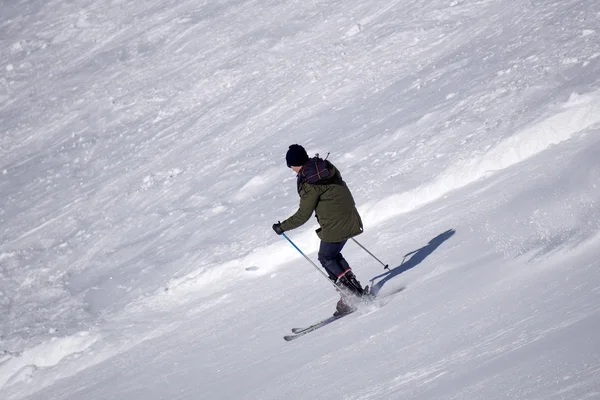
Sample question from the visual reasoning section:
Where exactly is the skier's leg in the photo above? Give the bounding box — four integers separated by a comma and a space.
318, 240, 349, 280
318, 240, 359, 316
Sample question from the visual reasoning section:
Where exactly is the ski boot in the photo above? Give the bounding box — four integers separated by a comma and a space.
332, 271, 371, 316
338, 271, 369, 297
333, 297, 356, 317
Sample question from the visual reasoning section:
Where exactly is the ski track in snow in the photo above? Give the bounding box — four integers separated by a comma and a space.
361, 90, 600, 226
1, 0, 600, 398
0, 332, 97, 388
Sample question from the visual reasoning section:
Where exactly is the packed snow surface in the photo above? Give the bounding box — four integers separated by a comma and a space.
1, 0, 599, 399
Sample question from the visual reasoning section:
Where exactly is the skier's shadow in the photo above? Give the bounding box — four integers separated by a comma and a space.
369, 229, 456, 296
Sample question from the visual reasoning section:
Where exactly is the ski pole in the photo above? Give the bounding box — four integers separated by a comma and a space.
351, 237, 390, 271
282, 233, 344, 295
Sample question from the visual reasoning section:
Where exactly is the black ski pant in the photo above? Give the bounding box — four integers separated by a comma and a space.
318, 240, 351, 281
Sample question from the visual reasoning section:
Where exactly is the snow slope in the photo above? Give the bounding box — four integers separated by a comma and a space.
1, 0, 599, 398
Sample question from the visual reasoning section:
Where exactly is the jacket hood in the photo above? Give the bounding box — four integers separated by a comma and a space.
298, 157, 334, 184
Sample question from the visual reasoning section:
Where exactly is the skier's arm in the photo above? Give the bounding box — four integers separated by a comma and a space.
280, 185, 319, 232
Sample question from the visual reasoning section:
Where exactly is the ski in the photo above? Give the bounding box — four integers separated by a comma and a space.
291, 313, 347, 334
291, 325, 316, 334
284, 313, 351, 341
284, 286, 406, 341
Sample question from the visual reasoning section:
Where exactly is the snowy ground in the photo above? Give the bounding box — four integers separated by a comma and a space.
1, 0, 600, 398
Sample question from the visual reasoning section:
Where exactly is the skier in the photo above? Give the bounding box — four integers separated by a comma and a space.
272, 144, 368, 315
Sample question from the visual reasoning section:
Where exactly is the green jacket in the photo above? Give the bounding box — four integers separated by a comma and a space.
280, 158, 363, 243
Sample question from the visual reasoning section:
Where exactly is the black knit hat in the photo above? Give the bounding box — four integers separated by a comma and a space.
286, 144, 309, 167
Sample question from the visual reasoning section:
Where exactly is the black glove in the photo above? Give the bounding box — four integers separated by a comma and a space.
272, 222, 284, 235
